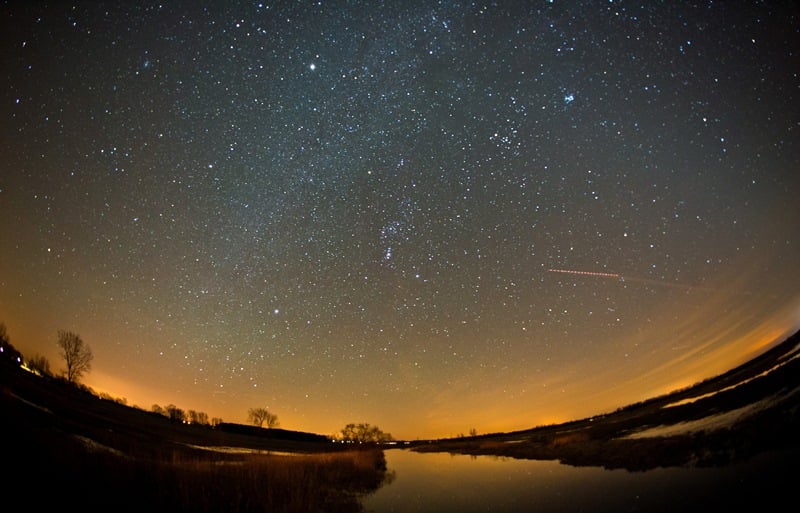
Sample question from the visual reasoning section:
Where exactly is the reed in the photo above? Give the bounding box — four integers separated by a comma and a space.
161, 448, 389, 513
10, 429, 388, 513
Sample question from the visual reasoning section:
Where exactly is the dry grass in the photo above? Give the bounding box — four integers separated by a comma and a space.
159, 449, 389, 513
1, 363, 390, 513
9, 428, 388, 513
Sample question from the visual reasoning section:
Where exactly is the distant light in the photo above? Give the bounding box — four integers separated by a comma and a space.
309, 63, 316, 71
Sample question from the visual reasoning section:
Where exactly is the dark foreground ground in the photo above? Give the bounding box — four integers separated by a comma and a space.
2, 330, 799, 512
410, 330, 800, 472
0, 361, 388, 513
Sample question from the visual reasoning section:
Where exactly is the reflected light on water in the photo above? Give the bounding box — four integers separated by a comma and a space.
361, 448, 794, 513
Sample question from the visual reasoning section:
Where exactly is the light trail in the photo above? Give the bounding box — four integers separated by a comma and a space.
547, 268, 621, 279
547, 268, 703, 291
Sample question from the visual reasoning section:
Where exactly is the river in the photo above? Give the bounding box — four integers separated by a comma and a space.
360, 447, 795, 512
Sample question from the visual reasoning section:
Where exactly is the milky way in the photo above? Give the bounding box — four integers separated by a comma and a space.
1, 1, 798, 439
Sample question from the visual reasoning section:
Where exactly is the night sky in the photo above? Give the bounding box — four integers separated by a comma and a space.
2, 1, 799, 440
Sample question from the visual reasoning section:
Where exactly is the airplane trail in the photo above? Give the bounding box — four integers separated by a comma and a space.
547, 268, 701, 290
547, 268, 621, 279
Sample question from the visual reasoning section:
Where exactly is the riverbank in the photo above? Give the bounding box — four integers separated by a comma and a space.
409, 331, 800, 471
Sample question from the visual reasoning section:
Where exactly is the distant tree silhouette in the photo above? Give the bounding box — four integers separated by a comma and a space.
56, 330, 93, 384
247, 407, 279, 428
336, 423, 393, 443
165, 404, 185, 423
26, 353, 51, 376
187, 409, 210, 425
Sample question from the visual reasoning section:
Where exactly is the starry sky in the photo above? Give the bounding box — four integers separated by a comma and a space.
1, 1, 799, 440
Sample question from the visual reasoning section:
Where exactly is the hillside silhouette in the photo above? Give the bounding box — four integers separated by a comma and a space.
410, 329, 800, 471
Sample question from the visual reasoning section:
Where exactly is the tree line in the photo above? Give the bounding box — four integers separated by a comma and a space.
1, 323, 93, 385
333, 423, 393, 443
1, 322, 394, 441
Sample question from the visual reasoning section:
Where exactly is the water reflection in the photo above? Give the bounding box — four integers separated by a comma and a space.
362, 448, 794, 513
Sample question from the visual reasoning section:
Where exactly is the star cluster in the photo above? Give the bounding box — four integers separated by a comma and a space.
1, 1, 798, 439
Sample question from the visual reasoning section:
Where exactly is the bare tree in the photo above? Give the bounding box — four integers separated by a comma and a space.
336, 423, 393, 443
165, 404, 185, 423
187, 410, 210, 425
26, 353, 51, 376
247, 407, 279, 428
56, 330, 93, 384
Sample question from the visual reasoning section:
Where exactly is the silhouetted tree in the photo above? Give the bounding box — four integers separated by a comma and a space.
336, 423, 393, 443
247, 407, 279, 428
165, 404, 185, 423
187, 410, 210, 425
26, 353, 51, 376
151, 404, 167, 417
56, 330, 93, 384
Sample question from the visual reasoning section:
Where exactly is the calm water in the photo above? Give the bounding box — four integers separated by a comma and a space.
361, 447, 794, 513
